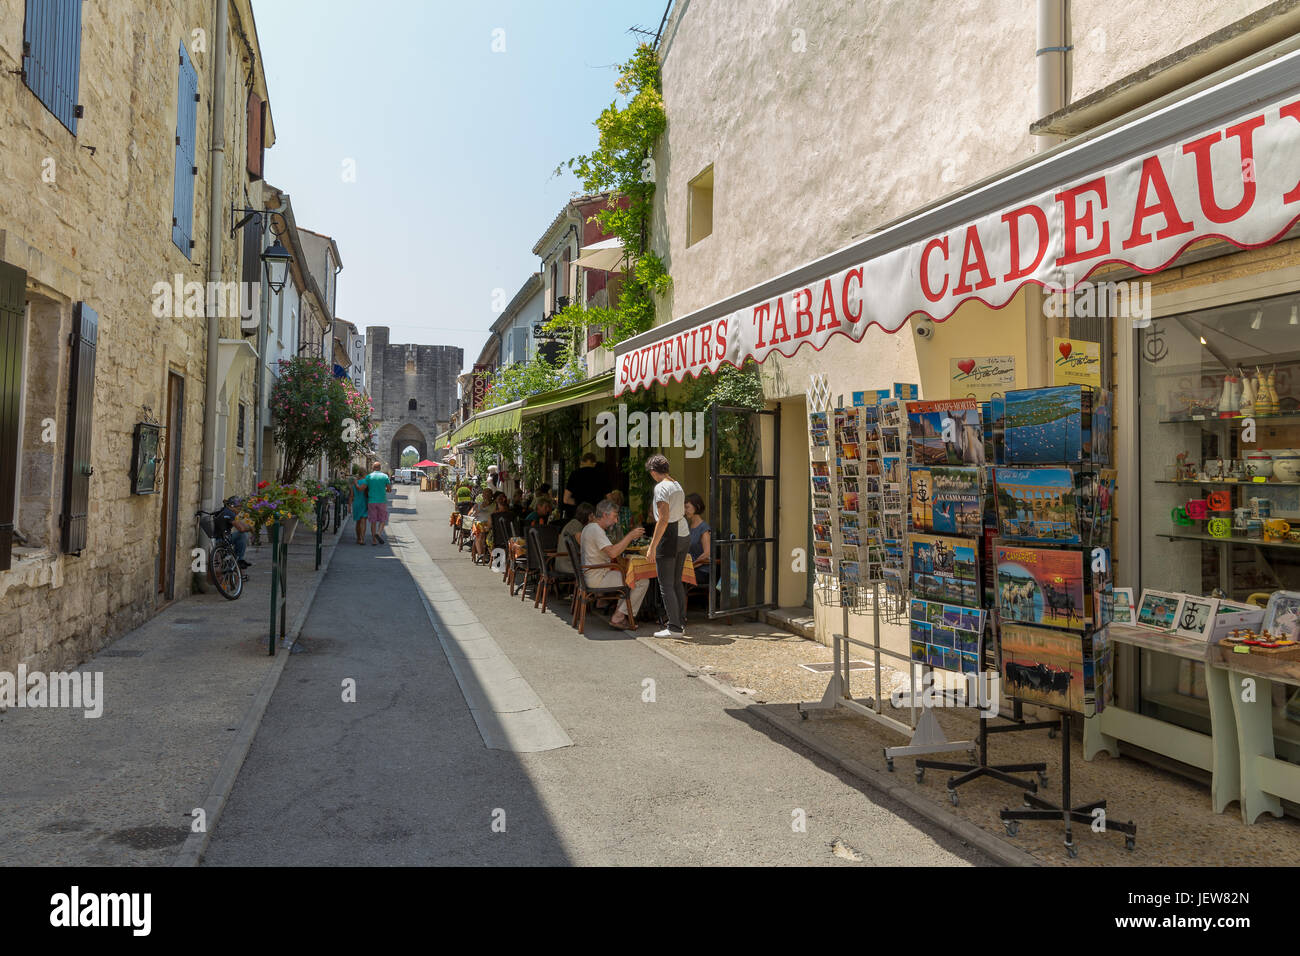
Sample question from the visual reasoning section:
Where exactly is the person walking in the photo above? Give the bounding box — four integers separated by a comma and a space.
351, 465, 370, 545
364, 460, 391, 545
646, 454, 690, 638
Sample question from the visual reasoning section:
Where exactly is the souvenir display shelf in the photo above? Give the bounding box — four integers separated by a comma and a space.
1135, 303, 1300, 805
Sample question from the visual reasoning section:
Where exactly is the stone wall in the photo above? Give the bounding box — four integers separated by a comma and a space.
0, 0, 268, 673
364, 327, 461, 469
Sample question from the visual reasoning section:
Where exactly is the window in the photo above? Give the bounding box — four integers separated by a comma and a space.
1136, 292, 1300, 752
687, 165, 714, 247
171, 43, 199, 256
236, 403, 246, 450
21, 0, 82, 134
408, 398, 417, 411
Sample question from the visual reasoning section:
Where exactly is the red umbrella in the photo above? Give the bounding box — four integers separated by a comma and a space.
415, 459, 442, 467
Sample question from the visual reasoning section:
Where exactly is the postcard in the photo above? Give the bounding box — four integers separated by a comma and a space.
1077, 468, 1116, 548
1136, 589, 1182, 630
841, 490, 859, 513
993, 466, 1079, 544
1001, 622, 1085, 713
1004, 385, 1091, 464
909, 533, 981, 608
905, 399, 985, 466
811, 475, 831, 495
995, 544, 1087, 631
910, 465, 982, 535
810, 412, 830, 447
813, 523, 833, 543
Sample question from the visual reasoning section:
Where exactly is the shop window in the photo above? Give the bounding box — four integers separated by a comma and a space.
1136, 291, 1300, 753
688, 165, 714, 247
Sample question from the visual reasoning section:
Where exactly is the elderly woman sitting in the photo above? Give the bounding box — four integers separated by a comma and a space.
554, 502, 593, 575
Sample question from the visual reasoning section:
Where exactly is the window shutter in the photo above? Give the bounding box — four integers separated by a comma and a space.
22, 0, 82, 134
59, 302, 97, 555
240, 214, 262, 335
0, 262, 27, 572
247, 90, 265, 180
171, 43, 199, 256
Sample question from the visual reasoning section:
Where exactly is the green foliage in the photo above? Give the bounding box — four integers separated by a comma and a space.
400, 449, 418, 467
270, 357, 375, 483
551, 43, 670, 345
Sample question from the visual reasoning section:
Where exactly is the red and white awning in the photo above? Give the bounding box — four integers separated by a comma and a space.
614, 50, 1300, 395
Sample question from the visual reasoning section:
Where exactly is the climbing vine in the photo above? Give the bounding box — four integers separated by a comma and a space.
550, 42, 670, 345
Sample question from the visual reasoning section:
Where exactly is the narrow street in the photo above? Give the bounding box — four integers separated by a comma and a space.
203, 488, 991, 866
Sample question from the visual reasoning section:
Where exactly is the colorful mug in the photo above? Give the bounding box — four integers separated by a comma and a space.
1185, 498, 1208, 519
1208, 517, 1233, 538
1171, 507, 1194, 527
1207, 490, 1232, 512
1264, 519, 1291, 540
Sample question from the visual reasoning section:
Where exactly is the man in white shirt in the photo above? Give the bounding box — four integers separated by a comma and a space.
579, 500, 646, 630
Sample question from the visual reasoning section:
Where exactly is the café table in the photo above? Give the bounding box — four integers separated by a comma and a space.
621, 550, 697, 589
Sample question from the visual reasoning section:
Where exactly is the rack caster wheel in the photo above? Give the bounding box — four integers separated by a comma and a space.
885, 756, 895, 772
948, 790, 959, 806
1066, 843, 1078, 859
1125, 836, 1136, 851
1038, 772, 1049, 788
1003, 821, 1018, 837
915, 769, 925, 784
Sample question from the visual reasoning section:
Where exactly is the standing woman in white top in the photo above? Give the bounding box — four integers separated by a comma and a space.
646, 453, 691, 637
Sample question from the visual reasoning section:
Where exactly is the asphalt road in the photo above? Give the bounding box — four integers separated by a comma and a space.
203, 488, 992, 866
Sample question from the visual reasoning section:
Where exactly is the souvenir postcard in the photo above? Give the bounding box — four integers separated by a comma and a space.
813, 492, 832, 512
814, 556, 833, 575
909, 533, 980, 607
1112, 587, 1135, 625
1136, 589, 1183, 630
1173, 595, 1219, 641
882, 486, 903, 513
1001, 622, 1085, 712
810, 412, 830, 447
1077, 468, 1116, 548
910, 599, 984, 672
882, 455, 903, 484
862, 459, 881, 476
841, 477, 860, 495
1004, 385, 1092, 464
813, 540, 834, 559
812, 508, 831, 526
910, 465, 982, 535
865, 475, 881, 494
861, 404, 879, 424
811, 461, 830, 477
840, 561, 861, 586
905, 399, 984, 466
993, 466, 1079, 544
841, 525, 861, 548
1092, 388, 1113, 466
841, 490, 859, 513
1082, 629, 1113, 717
883, 513, 905, 543
838, 442, 860, 462
840, 462, 860, 479
813, 523, 833, 543
811, 475, 832, 495
841, 545, 860, 564
995, 544, 1087, 631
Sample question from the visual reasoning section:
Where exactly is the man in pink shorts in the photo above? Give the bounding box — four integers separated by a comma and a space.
364, 460, 391, 544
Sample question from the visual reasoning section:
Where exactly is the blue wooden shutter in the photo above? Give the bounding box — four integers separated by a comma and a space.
172, 43, 199, 256
22, 0, 82, 134
60, 302, 97, 555
0, 262, 27, 571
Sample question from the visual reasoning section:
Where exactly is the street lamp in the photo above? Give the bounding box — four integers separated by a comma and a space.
261, 238, 292, 294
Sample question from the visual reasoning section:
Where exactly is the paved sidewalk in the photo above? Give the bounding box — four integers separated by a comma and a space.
0, 523, 343, 866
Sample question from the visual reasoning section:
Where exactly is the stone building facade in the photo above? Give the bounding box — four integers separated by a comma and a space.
0, 0, 274, 673
364, 327, 461, 469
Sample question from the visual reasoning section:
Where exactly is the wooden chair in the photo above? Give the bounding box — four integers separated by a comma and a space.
529, 525, 572, 614
565, 534, 636, 635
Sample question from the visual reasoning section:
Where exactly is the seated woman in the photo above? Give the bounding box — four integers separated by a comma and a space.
554, 502, 593, 576
470, 490, 495, 560
524, 494, 555, 527
685, 493, 712, 590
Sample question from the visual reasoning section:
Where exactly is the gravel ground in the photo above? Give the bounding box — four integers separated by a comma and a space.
648, 618, 1300, 866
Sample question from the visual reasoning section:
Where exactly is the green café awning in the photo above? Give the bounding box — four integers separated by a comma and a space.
522, 372, 615, 418
447, 399, 524, 445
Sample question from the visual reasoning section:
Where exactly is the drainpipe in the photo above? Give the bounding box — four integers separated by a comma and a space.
1035, 0, 1071, 151
200, 0, 230, 511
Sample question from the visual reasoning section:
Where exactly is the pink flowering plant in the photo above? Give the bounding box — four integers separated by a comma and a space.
238, 479, 318, 542
270, 357, 374, 481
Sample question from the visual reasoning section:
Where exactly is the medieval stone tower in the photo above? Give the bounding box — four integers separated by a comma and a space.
364, 327, 462, 469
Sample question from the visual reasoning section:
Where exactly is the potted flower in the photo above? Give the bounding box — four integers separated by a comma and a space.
239, 479, 318, 545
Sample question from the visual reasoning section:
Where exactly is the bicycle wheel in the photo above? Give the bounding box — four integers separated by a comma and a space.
211, 543, 243, 600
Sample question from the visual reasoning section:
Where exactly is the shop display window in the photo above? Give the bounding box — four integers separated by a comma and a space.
1137, 291, 1300, 756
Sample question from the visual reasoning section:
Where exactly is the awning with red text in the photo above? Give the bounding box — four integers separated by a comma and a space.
613, 48, 1300, 395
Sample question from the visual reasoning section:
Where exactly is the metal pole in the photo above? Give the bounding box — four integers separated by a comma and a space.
268, 522, 279, 655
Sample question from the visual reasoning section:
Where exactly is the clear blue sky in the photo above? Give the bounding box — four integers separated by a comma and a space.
253, 0, 670, 370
